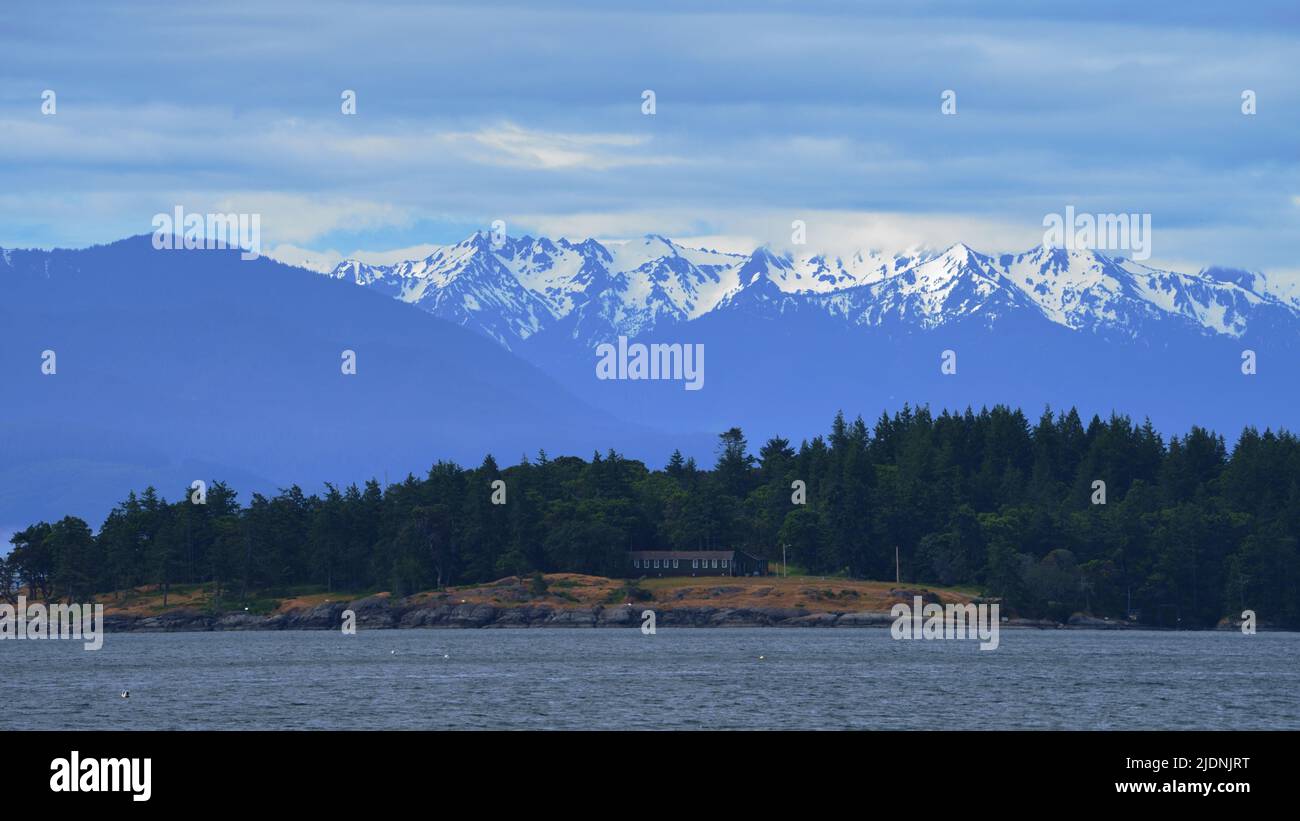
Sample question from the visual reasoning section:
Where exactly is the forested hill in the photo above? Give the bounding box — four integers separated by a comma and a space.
4, 405, 1298, 628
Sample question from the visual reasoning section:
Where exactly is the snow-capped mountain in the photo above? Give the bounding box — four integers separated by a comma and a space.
996, 246, 1296, 339
326, 232, 1300, 349
823, 243, 1041, 331
327, 233, 553, 347
5, 233, 1298, 529
327, 233, 751, 349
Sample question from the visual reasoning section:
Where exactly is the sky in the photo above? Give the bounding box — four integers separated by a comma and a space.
1, 0, 1298, 275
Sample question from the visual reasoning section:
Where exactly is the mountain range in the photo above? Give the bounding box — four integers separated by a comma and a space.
0, 237, 668, 531
2, 232, 1298, 530
322, 232, 1300, 348
314, 231, 1300, 454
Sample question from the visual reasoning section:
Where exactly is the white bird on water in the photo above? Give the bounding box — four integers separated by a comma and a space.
120, 691, 129, 699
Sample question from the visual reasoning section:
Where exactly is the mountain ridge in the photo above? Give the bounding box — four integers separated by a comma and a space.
4, 233, 1298, 528
322, 233, 1300, 350
0, 235, 696, 528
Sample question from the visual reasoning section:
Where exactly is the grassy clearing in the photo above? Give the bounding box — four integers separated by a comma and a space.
91, 572, 972, 617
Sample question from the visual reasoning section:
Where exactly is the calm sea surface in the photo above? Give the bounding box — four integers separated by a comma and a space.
3, 628, 1297, 730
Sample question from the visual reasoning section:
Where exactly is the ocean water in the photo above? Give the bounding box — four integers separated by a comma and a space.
3, 628, 1297, 730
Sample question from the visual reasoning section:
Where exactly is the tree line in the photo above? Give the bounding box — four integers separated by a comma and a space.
3, 405, 1298, 627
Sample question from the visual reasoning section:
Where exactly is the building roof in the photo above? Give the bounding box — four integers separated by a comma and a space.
628, 550, 736, 560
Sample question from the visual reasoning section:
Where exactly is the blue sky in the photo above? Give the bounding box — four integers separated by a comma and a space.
1, 0, 1297, 273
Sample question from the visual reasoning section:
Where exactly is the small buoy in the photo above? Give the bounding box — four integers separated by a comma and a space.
120, 691, 129, 699
443, 654, 449, 659
758, 655, 765, 660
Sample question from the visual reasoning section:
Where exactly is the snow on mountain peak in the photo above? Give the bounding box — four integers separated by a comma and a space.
323, 233, 1299, 347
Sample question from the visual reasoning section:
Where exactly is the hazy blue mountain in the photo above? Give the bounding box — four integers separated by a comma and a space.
324, 231, 1300, 450
0, 236, 684, 529
5, 231, 1298, 532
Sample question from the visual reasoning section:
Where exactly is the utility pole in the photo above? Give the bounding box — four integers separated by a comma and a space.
782, 543, 787, 578
895, 545, 900, 584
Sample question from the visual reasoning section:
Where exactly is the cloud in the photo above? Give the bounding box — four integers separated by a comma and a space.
266, 241, 448, 272
1, 1, 1297, 270
513, 209, 1043, 257
264, 244, 345, 273
205, 193, 414, 245
440, 123, 673, 171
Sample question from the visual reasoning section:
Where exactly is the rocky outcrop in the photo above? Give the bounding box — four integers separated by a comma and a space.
834, 612, 896, 627
95, 597, 1136, 632
887, 588, 943, 605
1065, 613, 1131, 629
285, 602, 348, 629
115, 608, 215, 632
88, 598, 1203, 632
98, 599, 922, 632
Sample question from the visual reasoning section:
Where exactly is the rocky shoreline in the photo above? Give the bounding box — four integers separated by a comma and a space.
101, 595, 1144, 632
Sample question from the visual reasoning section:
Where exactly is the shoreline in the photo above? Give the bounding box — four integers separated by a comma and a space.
97, 599, 1274, 633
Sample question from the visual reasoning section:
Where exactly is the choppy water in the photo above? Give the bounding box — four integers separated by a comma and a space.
3, 628, 1297, 729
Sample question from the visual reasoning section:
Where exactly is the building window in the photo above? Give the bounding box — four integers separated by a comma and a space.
711, 559, 717, 568
633, 559, 640, 568
722, 559, 729, 568
672, 559, 679, 568
692, 559, 699, 569
653, 559, 660, 568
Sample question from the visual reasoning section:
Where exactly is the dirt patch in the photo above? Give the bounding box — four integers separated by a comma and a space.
89, 573, 972, 618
